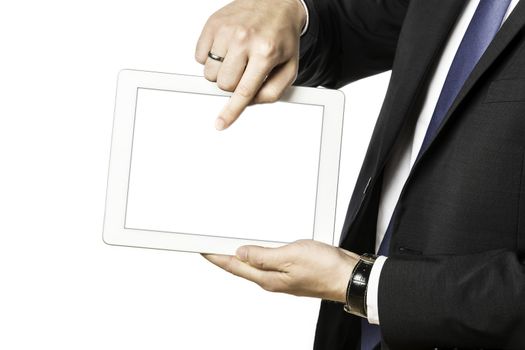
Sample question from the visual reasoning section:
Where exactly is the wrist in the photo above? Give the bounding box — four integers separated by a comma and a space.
286, 0, 308, 35
343, 253, 378, 318
332, 251, 360, 303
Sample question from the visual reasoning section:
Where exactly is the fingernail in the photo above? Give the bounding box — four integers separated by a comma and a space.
236, 247, 247, 261
215, 117, 226, 131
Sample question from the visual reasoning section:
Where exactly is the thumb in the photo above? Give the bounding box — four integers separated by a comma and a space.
236, 245, 284, 271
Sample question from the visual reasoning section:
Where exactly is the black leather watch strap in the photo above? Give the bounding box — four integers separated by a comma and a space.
344, 253, 377, 318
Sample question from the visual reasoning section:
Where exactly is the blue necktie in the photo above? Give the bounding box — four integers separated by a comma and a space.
360, 1, 512, 349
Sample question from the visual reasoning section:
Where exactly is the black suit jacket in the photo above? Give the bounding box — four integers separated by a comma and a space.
296, 0, 525, 349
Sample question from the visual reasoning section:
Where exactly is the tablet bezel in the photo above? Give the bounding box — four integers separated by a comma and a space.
103, 69, 345, 255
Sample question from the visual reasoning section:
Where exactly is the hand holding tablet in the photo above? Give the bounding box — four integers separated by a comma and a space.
103, 70, 345, 255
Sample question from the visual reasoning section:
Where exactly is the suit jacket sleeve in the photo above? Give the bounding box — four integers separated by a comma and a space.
379, 250, 525, 348
295, 0, 409, 88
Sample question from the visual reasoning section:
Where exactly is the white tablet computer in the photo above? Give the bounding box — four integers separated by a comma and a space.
103, 69, 345, 255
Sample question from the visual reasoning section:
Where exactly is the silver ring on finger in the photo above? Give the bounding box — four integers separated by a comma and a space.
208, 51, 225, 62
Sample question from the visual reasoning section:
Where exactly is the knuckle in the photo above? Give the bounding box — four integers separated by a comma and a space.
217, 24, 235, 38
235, 83, 252, 98
262, 87, 281, 102
256, 39, 279, 58
291, 240, 310, 253
217, 79, 235, 92
255, 257, 267, 270
234, 27, 250, 42
205, 14, 219, 28
295, 239, 310, 246
247, 251, 265, 270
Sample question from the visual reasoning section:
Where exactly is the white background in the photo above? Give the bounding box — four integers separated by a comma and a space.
0, 1, 389, 349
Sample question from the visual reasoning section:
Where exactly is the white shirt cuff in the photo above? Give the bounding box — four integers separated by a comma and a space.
297, 0, 310, 36
366, 255, 387, 325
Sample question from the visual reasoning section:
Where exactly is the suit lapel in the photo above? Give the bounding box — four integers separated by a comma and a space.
412, 0, 525, 164
354, 1, 525, 250
370, 0, 467, 178
342, 0, 525, 246
340, 0, 466, 245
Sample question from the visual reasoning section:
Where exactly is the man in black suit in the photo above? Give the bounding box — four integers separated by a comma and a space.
197, 0, 525, 349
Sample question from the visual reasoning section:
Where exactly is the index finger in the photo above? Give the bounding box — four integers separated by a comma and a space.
215, 59, 272, 130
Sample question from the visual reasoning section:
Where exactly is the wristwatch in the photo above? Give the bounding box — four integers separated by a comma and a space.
343, 253, 377, 318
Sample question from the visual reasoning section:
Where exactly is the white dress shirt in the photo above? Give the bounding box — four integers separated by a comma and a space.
299, 0, 520, 325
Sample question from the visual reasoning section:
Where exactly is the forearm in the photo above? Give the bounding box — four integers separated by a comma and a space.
378, 249, 525, 348
295, 0, 410, 88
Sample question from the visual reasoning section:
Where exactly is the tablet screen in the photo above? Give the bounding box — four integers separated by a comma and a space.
124, 87, 324, 243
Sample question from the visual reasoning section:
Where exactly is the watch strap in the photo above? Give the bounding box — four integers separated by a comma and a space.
344, 253, 377, 318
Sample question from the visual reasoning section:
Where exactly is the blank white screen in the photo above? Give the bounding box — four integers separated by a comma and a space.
125, 88, 324, 243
